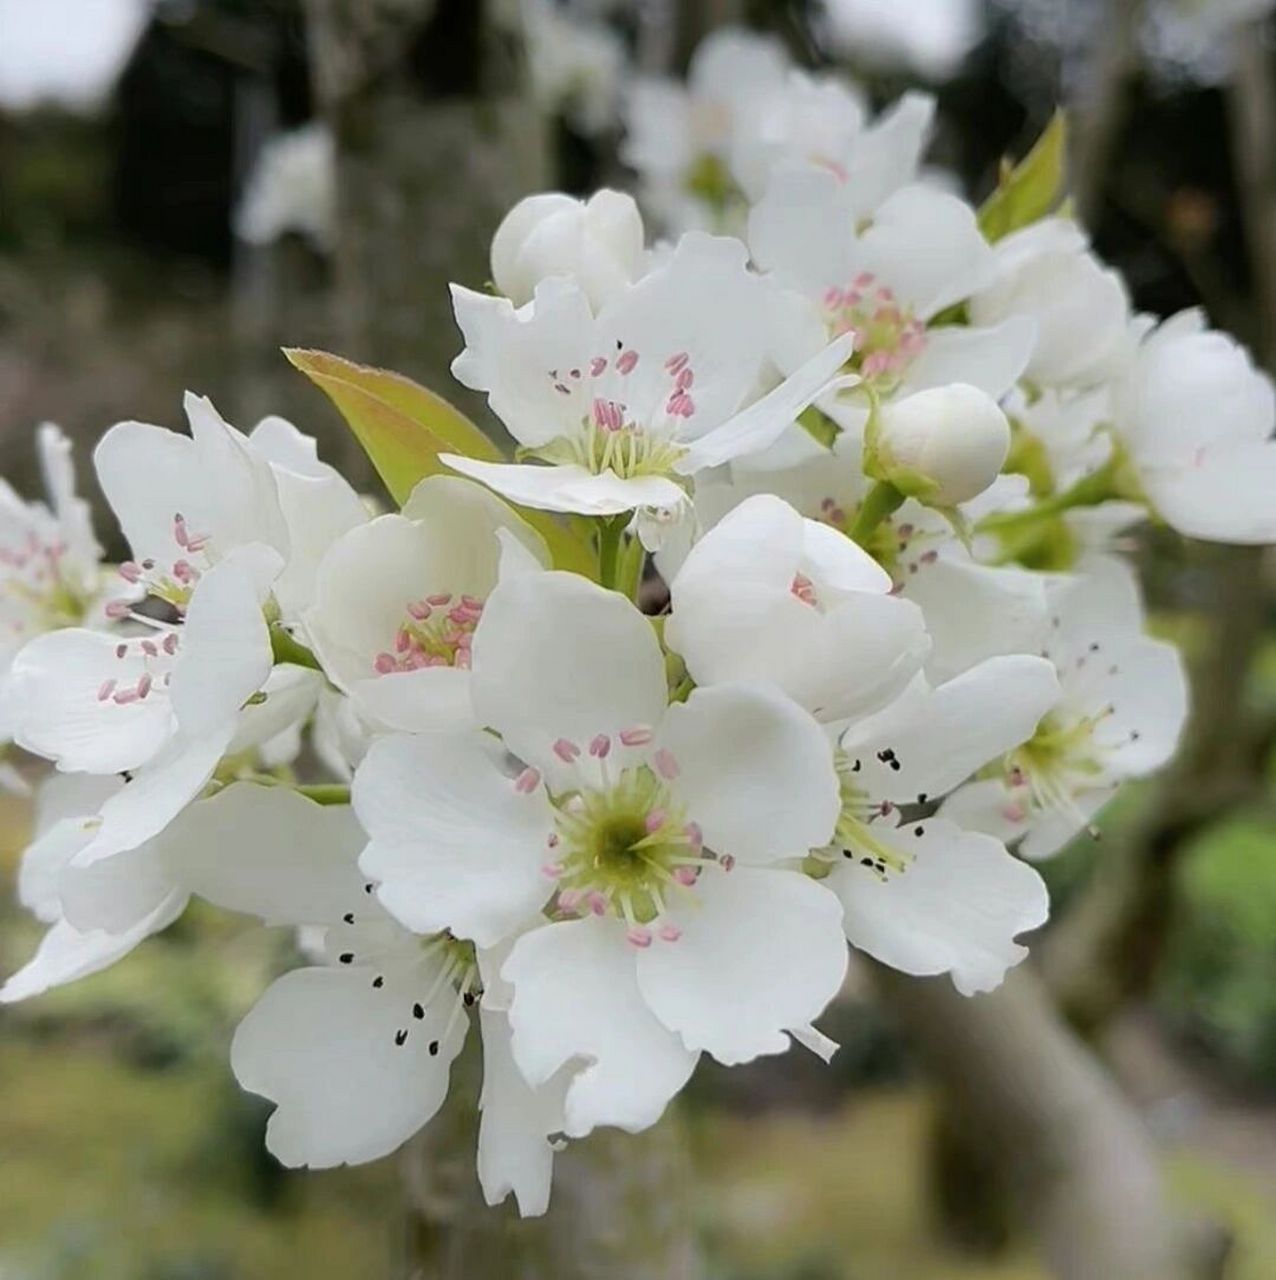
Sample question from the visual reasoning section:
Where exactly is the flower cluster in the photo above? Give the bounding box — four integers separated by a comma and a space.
3, 28, 1272, 1219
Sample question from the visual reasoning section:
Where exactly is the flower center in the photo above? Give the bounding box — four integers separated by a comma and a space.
526, 732, 723, 947
94, 629, 180, 709
528, 346, 692, 481
820, 750, 912, 878
0, 531, 92, 637
823, 273, 926, 389
113, 513, 212, 616
372, 593, 482, 676
997, 709, 1111, 829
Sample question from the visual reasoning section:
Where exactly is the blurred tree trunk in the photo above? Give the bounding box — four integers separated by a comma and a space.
402, 1054, 700, 1280
874, 967, 1232, 1280
301, 4, 701, 1273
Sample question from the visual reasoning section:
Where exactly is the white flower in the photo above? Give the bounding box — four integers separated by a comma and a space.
446, 233, 851, 518
163, 783, 563, 1214
94, 391, 290, 613
684, 432, 1049, 684
816, 655, 1059, 993
871, 383, 1011, 507
969, 220, 1133, 390
523, 0, 627, 136
666, 493, 930, 721
748, 168, 1034, 426
354, 570, 847, 1136
621, 27, 791, 232
235, 123, 336, 253
1110, 309, 1276, 544
943, 563, 1189, 859
819, 0, 983, 82
5, 544, 281, 864
730, 71, 935, 215
304, 476, 547, 734
0, 772, 185, 1003
491, 189, 646, 311
1, 424, 112, 680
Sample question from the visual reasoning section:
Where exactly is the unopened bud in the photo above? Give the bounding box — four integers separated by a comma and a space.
872, 384, 1010, 507
490, 189, 644, 310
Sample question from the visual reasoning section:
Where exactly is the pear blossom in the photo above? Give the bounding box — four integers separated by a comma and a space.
5, 544, 281, 865
943, 564, 1189, 859
235, 123, 337, 253
1108, 309, 1276, 544
621, 27, 791, 231
355, 570, 848, 1136
748, 167, 1035, 428
491, 189, 646, 311
969, 220, 1133, 391
810, 654, 1059, 994
730, 71, 935, 217
666, 493, 930, 722
870, 383, 1011, 507
446, 232, 852, 521
93, 391, 290, 614
304, 476, 547, 734
178, 783, 568, 1212
522, 0, 627, 137
1, 425, 116, 764
0, 772, 185, 1003
686, 432, 1049, 683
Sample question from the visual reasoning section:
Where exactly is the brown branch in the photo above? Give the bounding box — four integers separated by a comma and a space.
872, 965, 1232, 1280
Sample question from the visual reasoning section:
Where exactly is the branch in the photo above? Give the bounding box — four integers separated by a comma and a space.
872, 965, 1232, 1280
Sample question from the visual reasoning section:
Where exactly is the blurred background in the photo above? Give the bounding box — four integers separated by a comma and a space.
2, 1, 1276, 1277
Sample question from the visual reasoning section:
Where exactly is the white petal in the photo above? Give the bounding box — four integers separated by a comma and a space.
903, 318, 1036, 400
7, 629, 175, 773
230, 959, 466, 1168
660, 683, 840, 863
830, 818, 1048, 995
676, 336, 853, 473
355, 733, 554, 948
477, 1008, 567, 1217
443, 455, 687, 517
504, 918, 698, 1137
165, 784, 368, 925
906, 554, 1048, 684
637, 865, 847, 1065
58, 835, 183, 934
839, 656, 1061, 802
0, 892, 186, 1003
348, 668, 475, 735
170, 546, 279, 738
857, 185, 996, 317
74, 728, 230, 866
1143, 439, 1276, 545
470, 570, 667, 769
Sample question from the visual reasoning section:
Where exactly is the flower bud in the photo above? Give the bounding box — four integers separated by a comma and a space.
872, 383, 1010, 507
490, 189, 644, 310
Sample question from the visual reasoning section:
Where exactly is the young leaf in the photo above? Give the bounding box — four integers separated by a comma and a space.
977, 112, 1068, 243
283, 348, 596, 577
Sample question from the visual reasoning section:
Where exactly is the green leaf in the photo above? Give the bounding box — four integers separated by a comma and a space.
977, 112, 1068, 243
283, 348, 596, 578
284, 348, 500, 500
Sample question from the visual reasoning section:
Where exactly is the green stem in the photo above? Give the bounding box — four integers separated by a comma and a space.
296, 783, 353, 805
850, 481, 907, 544
597, 517, 625, 591
269, 623, 324, 671
978, 457, 1121, 536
